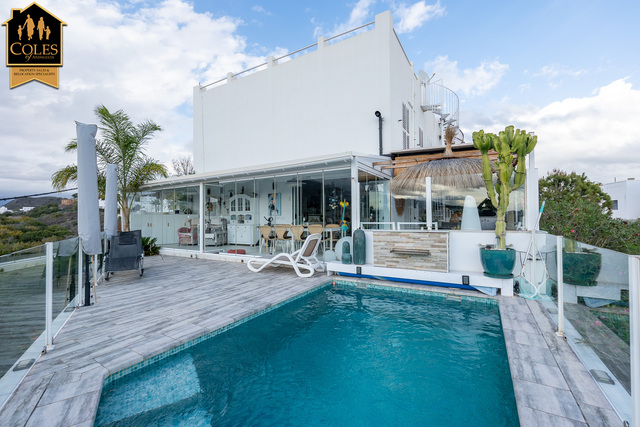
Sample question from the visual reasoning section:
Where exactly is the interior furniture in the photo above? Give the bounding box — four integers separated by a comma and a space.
204, 218, 227, 246
290, 225, 305, 250
307, 224, 324, 251
307, 224, 323, 234
227, 194, 259, 245
324, 224, 341, 251
177, 226, 198, 245
274, 224, 293, 252
259, 225, 275, 254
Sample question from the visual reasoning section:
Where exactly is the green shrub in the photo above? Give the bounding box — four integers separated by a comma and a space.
540, 170, 640, 254
142, 236, 160, 256
28, 204, 60, 218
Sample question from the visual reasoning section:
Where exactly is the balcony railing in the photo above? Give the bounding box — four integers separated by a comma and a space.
0, 237, 87, 410
517, 234, 638, 424
421, 81, 460, 131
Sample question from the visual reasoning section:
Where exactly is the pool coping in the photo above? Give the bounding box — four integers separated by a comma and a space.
0, 256, 624, 426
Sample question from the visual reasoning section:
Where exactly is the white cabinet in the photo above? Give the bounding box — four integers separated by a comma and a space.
227, 224, 259, 245
227, 194, 258, 245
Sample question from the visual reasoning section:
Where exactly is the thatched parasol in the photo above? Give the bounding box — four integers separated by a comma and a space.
390, 127, 487, 199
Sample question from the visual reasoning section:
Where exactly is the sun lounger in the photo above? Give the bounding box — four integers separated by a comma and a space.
247, 233, 325, 278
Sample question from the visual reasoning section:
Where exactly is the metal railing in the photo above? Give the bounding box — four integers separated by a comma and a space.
421, 81, 460, 130
202, 21, 375, 89
520, 234, 637, 425
0, 237, 84, 411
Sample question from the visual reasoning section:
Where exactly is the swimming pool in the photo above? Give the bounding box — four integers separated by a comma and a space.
95, 283, 518, 426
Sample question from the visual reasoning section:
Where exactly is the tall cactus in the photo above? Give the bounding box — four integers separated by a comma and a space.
472, 126, 537, 250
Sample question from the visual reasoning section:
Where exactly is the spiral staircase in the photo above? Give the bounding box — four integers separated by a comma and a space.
418, 71, 464, 146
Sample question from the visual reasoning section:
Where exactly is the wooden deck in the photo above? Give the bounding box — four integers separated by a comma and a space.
0, 255, 623, 426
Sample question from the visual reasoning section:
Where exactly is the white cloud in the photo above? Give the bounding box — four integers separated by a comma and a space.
424, 55, 509, 97
313, 0, 375, 38
535, 64, 587, 89
0, 0, 277, 199
313, 0, 444, 38
251, 5, 271, 15
536, 64, 587, 79
393, 1, 445, 34
527, 79, 640, 184
464, 79, 640, 184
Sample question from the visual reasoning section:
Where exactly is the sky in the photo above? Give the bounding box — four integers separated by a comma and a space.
1, 0, 639, 204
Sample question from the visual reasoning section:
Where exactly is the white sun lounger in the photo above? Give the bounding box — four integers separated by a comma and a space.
247, 233, 325, 278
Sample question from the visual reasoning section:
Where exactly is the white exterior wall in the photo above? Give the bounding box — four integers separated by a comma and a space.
194, 11, 434, 174
602, 179, 640, 219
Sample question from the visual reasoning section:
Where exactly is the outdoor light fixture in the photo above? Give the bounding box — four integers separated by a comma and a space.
356, 266, 362, 275
462, 275, 469, 285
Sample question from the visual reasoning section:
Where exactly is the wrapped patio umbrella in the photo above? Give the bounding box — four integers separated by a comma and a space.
390, 127, 487, 199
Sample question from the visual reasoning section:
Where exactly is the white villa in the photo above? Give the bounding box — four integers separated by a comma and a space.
601, 178, 640, 220
131, 11, 540, 296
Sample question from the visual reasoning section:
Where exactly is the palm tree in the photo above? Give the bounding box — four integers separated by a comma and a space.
52, 105, 169, 231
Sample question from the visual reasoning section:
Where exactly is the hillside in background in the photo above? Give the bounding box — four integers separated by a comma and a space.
0, 197, 80, 256
3, 196, 73, 212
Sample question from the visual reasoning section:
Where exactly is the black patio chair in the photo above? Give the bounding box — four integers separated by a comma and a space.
104, 230, 144, 280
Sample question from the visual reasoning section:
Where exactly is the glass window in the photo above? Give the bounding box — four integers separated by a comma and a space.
256, 177, 274, 227
426, 172, 525, 231
359, 172, 392, 230
299, 172, 323, 226
273, 175, 296, 226
138, 190, 162, 213
324, 169, 351, 235
402, 103, 410, 149
175, 186, 199, 216
172, 186, 199, 250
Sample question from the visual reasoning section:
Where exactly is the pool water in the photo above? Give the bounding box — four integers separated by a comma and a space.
95, 284, 519, 426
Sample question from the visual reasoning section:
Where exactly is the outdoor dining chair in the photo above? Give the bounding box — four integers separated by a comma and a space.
259, 225, 274, 254
290, 225, 305, 250
274, 224, 293, 252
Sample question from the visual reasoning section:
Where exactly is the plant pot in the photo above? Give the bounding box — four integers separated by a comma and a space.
563, 251, 601, 286
479, 247, 516, 278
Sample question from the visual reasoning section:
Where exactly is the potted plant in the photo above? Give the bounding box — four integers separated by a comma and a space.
472, 126, 537, 278
562, 239, 601, 286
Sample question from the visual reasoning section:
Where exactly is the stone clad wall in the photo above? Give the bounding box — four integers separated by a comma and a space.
372, 231, 448, 272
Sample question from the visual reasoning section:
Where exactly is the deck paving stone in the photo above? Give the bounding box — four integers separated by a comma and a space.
579, 402, 624, 426
128, 334, 180, 359
509, 357, 570, 390
24, 358, 70, 380
0, 373, 52, 427
501, 313, 540, 334
513, 379, 585, 421
38, 374, 104, 406
527, 301, 618, 411
0, 255, 623, 426
506, 341, 558, 367
47, 370, 83, 387
554, 358, 615, 409
93, 347, 144, 374
25, 391, 100, 427
517, 406, 588, 427
503, 328, 549, 349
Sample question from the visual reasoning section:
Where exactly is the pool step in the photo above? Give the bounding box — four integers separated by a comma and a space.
446, 294, 462, 302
